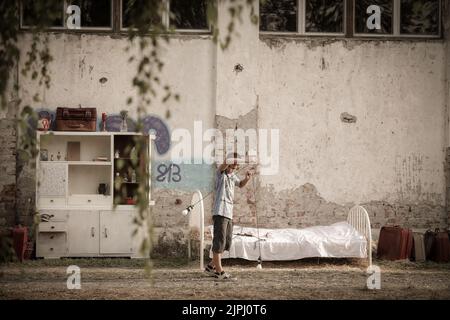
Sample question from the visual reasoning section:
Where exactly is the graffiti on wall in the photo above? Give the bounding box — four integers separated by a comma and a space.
105, 114, 171, 156
152, 161, 214, 192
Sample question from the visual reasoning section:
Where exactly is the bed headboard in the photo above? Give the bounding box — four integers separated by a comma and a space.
347, 205, 372, 266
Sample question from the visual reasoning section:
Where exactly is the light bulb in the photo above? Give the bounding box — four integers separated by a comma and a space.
182, 209, 189, 216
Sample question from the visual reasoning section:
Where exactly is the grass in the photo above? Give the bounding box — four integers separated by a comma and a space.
1, 256, 191, 269
2, 256, 450, 272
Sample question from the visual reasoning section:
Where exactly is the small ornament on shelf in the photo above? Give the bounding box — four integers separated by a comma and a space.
40, 149, 48, 161
101, 113, 107, 132
114, 150, 120, 159
120, 110, 128, 132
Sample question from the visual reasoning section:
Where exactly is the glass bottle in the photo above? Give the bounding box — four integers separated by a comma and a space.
120, 117, 128, 132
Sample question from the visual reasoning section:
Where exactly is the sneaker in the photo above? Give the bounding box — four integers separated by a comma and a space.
204, 264, 216, 276
214, 271, 231, 280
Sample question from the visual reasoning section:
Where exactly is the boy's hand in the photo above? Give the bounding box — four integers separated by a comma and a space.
239, 171, 253, 188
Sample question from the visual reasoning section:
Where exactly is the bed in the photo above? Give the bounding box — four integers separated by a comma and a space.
187, 192, 372, 268
214, 206, 372, 265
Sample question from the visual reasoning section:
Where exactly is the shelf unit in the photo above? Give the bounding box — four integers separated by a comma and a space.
35, 131, 155, 258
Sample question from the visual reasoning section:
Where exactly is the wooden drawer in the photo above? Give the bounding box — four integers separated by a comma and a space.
39, 197, 66, 207
38, 222, 67, 232
68, 195, 112, 206
37, 233, 67, 257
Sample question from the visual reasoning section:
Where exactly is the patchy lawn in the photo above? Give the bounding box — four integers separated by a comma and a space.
1, 258, 450, 299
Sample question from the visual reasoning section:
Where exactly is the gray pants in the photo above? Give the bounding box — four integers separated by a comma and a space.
212, 215, 233, 254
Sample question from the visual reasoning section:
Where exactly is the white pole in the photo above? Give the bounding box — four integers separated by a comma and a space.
195, 190, 205, 271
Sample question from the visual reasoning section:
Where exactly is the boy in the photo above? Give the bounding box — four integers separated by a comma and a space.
205, 153, 252, 279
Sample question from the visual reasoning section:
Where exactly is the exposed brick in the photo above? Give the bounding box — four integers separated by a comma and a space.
0, 119, 17, 230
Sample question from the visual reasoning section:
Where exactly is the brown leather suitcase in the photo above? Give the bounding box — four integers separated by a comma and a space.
55, 107, 97, 132
377, 226, 413, 261
430, 229, 449, 263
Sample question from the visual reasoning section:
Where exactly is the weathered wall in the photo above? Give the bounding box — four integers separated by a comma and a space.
444, 1, 450, 229
4, 2, 449, 256
254, 38, 447, 230
14, 32, 217, 256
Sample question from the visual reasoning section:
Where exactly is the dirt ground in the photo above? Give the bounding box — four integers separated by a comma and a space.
1, 258, 450, 300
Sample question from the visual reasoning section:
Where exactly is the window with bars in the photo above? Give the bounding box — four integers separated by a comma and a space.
355, 0, 393, 35
260, 0, 345, 35
400, 0, 440, 36
19, 0, 442, 37
355, 0, 441, 37
259, 0, 442, 38
120, 0, 209, 31
121, 0, 163, 30
21, 0, 113, 30
21, 0, 210, 32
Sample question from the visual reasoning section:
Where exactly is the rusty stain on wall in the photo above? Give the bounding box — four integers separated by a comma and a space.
394, 153, 442, 203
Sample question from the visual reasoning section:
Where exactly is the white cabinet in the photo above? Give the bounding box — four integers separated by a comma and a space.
36, 209, 147, 258
36, 132, 154, 258
100, 211, 134, 255
68, 211, 99, 256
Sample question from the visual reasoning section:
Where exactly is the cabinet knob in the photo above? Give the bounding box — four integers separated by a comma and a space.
50, 248, 54, 251
50, 199, 54, 203
51, 226, 55, 229
50, 236, 54, 239
87, 199, 92, 203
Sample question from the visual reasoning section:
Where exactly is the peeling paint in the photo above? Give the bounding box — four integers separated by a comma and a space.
232, 183, 447, 230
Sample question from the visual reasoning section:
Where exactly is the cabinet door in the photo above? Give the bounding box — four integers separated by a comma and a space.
100, 211, 134, 255
38, 162, 67, 197
67, 211, 99, 255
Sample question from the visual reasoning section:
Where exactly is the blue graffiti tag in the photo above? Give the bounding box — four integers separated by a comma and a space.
156, 163, 182, 183
142, 116, 171, 156
105, 114, 171, 156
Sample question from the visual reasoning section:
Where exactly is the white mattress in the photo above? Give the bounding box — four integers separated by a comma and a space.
209, 222, 367, 261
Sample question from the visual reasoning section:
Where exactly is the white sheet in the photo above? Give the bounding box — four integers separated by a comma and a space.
209, 222, 367, 261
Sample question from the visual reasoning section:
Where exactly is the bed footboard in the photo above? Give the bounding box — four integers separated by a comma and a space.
347, 206, 372, 266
